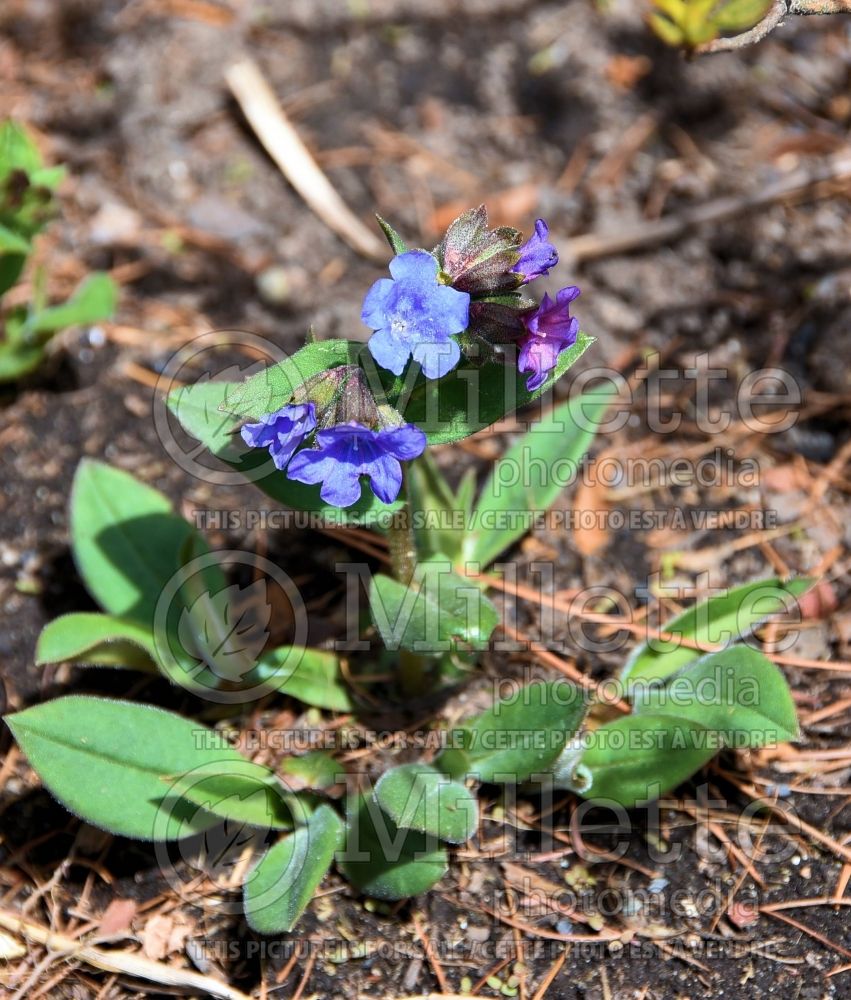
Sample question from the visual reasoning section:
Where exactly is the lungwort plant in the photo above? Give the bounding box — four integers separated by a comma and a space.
0, 121, 116, 380
6, 208, 809, 933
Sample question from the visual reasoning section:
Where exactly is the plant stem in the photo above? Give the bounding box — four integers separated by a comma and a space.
385, 469, 431, 696
386, 502, 417, 586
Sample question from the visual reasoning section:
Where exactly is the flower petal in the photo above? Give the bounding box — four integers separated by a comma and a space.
320, 472, 363, 508
361, 277, 396, 328
367, 328, 409, 376
388, 249, 438, 282
240, 403, 315, 471
240, 419, 276, 449
412, 336, 460, 379
377, 424, 427, 461
365, 452, 403, 503
287, 448, 338, 486
512, 218, 558, 282
435, 283, 471, 335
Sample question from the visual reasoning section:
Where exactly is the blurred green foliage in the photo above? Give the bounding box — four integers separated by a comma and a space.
648, 0, 774, 49
0, 121, 116, 381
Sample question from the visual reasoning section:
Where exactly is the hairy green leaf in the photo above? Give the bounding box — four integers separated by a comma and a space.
220, 339, 361, 419
622, 577, 813, 685
3, 696, 258, 840
35, 612, 157, 671
70, 459, 194, 629
436, 680, 587, 784
25, 273, 116, 337
569, 714, 718, 808
633, 646, 798, 746
465, 387, 609, 568
375, 764, 477, 844
337, 794, 447, 900
251, 646, 353, 711
166, 759, 304, 830
374, 215, 409, 255
244, 805, 344, 933
400, 332, 594, 445
369, 559, 498, 654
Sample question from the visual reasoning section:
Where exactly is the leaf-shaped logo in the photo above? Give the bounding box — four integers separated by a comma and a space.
197, 814, 268, 878
178, 577, 272, 683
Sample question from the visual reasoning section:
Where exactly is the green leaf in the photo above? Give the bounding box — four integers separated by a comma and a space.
0, 337, 45, 382
369, 559, 499, 654
2, 695, 263, 840
0, 253, 26, 297
337, 794, 447, 900
165, 759, 302, 830
0, 223, 30, 254
465, 387, 609, 568
406, 453, 472, 564
0, 121, 44, 178
220, 339, 361, 419
400, 332, 594, 445
166, 378, 244, 459
633, 646, 798, 746
29, 165, 65, 191
374, 215, 408, 255
712, 0, 773, 31
70, 460, 195, 629
281, 751, 344, 790
166, 378, 401, 526
436, 680, 588, 784
566, 714, 718, 808
175, 532, 264, 686
25, 273, 116, 337
251, 646, 353, 711
244, 805, 344, 933
622, 577, 813, 686
374, 764, 477, 844
35, 612, 157, 671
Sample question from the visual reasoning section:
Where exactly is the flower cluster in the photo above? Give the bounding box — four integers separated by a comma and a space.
361, 207, 579, 389
239, 208, 581, 509
240, 365, 427, 508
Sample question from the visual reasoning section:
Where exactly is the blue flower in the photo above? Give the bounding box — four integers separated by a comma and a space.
240, 403, 316, 470
517, 286, 580, 391
287, 422, 427, 508
361, 250, 470, 379
512, 219, 558, 283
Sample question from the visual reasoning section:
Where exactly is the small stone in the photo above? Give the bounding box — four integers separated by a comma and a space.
256, 264, 309, 307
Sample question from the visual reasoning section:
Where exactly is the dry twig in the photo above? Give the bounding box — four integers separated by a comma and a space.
226, 59, 386, 262
699, 0, 851, 54
563, 149, 851, 264
0, 909, 252, 1000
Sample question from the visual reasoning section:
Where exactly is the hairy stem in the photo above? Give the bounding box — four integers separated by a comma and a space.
386, 496, 417, 585
385, 470, 431, 695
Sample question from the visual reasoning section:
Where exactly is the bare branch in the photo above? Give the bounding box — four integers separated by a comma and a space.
698, 0, 851, 55
561, 148, 851, 265
698, 0, 788, 53
790, 0, 851, 13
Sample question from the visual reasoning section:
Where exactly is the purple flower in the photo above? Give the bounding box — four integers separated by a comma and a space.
240, 403, 316, 471
512, 219, 558, 283
362, 250, 470, 379
518, 286, 580, 392
287, 422, 427, 508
